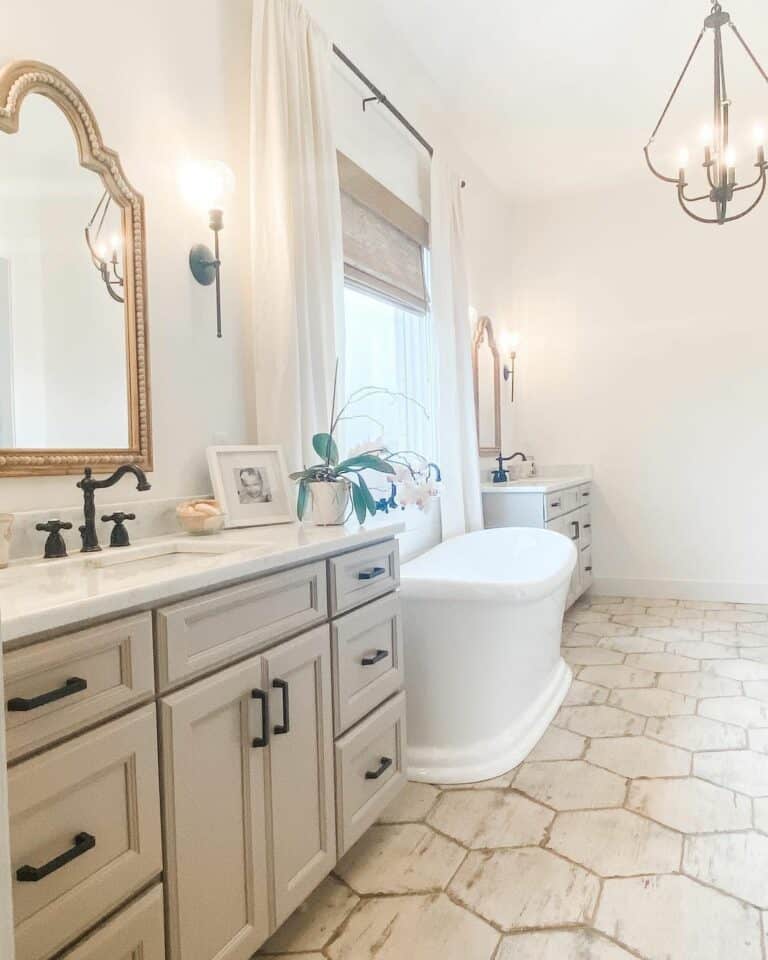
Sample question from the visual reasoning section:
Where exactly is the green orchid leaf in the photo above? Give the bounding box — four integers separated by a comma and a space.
338, 454, 396, 474
350, 482, 367, 525
312, 433, 339, 465
357, 474, 377, 516
296, 480, 309, 520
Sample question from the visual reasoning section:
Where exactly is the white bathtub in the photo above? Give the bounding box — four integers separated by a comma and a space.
400, 527, 577, 784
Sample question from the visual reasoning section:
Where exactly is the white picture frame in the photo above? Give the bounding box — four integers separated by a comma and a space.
206, 445, 295, 528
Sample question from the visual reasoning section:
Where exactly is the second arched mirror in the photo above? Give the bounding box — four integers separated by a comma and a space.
472, 315, 501, 457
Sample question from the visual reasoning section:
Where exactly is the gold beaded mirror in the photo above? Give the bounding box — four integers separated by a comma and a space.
0, 60, 151, 476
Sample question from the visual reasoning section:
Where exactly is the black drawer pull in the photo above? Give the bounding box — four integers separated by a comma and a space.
251, 688, 269, 748
585, 565, 593, 573
584, 523, 592, 529
358, 566, 386, 581
8, 677, 87, 713
16, 832, 95, 882
272, 679, 290, 735
582, 491, 590, 497
365, 756, 393, 780
362, 649, 389, 667
550, 500, 561, 508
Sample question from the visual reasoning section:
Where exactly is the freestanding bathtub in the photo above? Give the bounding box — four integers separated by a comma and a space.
400, 527, 577, 784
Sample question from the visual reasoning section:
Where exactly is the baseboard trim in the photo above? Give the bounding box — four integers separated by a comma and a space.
592, 576, 768, 604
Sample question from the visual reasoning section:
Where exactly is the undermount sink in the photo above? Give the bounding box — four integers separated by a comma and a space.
84, 540, 263, 569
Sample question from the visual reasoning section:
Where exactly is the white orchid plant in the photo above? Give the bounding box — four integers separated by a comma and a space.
290, 365, 441, 523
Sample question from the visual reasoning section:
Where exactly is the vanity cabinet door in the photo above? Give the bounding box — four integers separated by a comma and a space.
160, 657, 270, 960
263, 627, 336, 926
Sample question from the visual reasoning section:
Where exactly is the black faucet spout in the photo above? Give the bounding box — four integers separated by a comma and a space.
77, 464, 151, 552
491, 451, 528, 484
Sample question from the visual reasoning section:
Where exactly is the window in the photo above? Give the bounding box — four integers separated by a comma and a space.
341, 282, 435, 469
337, 153, 435, 478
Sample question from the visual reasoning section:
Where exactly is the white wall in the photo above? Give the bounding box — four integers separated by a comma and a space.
506, 178, 768, 600
0, 0, 254, 514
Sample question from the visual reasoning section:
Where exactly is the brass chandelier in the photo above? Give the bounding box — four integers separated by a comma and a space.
644, 2, 768, 224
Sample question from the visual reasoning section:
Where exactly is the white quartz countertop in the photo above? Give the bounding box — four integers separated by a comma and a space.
0, 519, 404, 645
481, 475, 592, 494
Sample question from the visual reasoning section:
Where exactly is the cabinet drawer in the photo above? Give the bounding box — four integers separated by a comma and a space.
156, 561, 327, 689
544, 488, 578, 520
335, 691, 407, 856
5, 614, 155, 762
577, 483, 593, 507
580, 546, 594, 588
9, 706, 162, 960
332, 594, 404, 735
580, 506, 593, 548
328, 540, 399, 616
60, 884, 165, 960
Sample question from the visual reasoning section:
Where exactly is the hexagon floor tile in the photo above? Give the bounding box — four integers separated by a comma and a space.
496, 929, 638, 959
585, 735, 690, 778
378, 781, 439, 823
645, 715, 747, 751
555, 704, 645, 737
513, 759, 627, 810
693, 750, 768, 796
699, 697, 768, 728
325, 895, 499, 960
595, 875, 762, 960
450, 847, 600, 931
527, 725, 586, 761
547, 807, 682, 877
335, 824, 465, 895
259, 598, 768, 959
426, 789, 553, 849
609, 687, 696, 717
627, 776, 752, 833
260, 876, 358, 954
684, 832, 768, 908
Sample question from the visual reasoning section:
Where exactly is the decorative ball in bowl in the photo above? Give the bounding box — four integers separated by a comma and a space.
176, 499, 226, 535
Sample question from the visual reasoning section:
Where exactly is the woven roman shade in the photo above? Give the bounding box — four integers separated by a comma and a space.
338, 153, 429, 313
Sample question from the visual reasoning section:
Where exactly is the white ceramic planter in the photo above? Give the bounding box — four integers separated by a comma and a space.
304, 480, 350, 526
0, 515, 13, 569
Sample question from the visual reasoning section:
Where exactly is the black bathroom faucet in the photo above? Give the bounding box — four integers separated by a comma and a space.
76, 464, 151, 553
491, 451, 527, 484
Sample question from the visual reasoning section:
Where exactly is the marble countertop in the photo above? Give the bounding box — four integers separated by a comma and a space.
481, 475, 592, 494
0, 519, 404, 646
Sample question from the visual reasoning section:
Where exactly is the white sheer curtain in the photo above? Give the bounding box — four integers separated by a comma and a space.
431, 159, 483, 539
250, 0, 344, 471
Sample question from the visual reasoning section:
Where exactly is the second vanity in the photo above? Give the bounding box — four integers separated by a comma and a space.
482, 474, 594, 605
1, 522, 406, 960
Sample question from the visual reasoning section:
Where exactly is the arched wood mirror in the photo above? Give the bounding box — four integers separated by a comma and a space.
472, 314, 501, 457
0, 60, 151, 476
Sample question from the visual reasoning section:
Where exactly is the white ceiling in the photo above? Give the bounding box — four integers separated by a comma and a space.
366, 0, 768, 202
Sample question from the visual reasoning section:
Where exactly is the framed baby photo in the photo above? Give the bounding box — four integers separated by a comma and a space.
206, 445, 295, 528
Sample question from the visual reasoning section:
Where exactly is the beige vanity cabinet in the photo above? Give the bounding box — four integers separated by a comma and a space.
4, 536, 405, 960
159, 625, 335, 960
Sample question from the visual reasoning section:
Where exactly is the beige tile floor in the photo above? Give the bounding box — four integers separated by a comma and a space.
258, 595, 768, 960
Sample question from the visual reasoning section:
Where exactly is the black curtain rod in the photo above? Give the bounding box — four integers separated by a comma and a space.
332, 44, 434, 158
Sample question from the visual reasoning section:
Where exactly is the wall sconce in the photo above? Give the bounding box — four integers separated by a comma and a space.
501, 332, 520, 402
180, 161, 235, 339
85, 190, 124, 303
